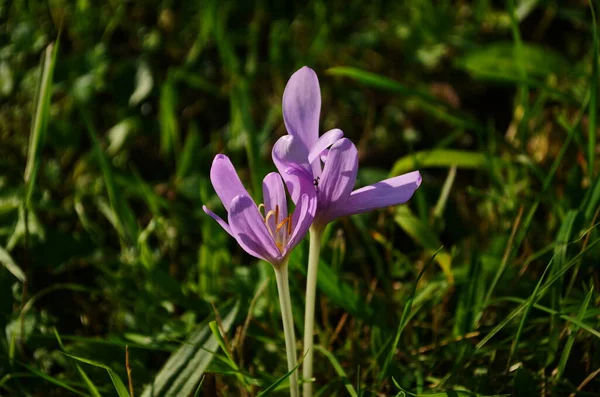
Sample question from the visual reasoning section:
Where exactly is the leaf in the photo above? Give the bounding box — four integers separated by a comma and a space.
456, 42, 570, 81
24, 40, 59, 208
326, 67, 480, 130
255, 357, 303, 397
159, 73, 180, 158
380, 249, 441, 383
394, 206, 453, 281
314, 346, 358, 397
54, 328, 102, 397
140, 302, 239, 397
0, 246, 25, 282
61, 353, 130, 397
390, 150, 489, 177
326, 66, 443, 105
21, 363, 88, 396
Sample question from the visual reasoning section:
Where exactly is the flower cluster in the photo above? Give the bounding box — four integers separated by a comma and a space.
204, 66, 421, 265
202, 66, 421, 397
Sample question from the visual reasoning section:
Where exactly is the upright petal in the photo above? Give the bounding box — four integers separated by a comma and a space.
283, 67, 321, 150
262, 172, 288, 232
272, 135, 314, 204
228, 195, 282, 265
318, 138, 358, 212
285, 192, 317, 252
329, 171, 422, 220
210, 154, 250, 211
202, 205, 233, 236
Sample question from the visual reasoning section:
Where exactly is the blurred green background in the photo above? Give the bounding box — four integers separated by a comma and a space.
1, 0, 599, 396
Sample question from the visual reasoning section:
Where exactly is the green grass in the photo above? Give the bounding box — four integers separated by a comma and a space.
0, 1, 599, 396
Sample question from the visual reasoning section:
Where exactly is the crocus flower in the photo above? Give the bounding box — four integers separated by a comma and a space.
202, 154, 316, 267
203, 153, 314, 397
274, 67, 422, 397
272, 66, 422, 229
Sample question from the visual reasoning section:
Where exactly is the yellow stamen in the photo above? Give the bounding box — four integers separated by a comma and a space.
257, 203, 266, 218
264, 209, 278, 237
276, 216, 292, 235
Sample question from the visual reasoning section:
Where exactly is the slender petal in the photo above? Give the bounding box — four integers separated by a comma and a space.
283, 67, 321, 150
286, 193, 317, 251
210, 154, 249, 211
202, 205, 232, 236
307, 128, 343, 177
329, 171, 422, 219
272, 135, 313, 204
228, 195, 281, 264
262, 172, 288, 232
308, 129, 344, 165
318, 138, 358, 211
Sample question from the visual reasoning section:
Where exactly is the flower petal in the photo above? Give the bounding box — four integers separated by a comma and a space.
228, 195, 282, 265
202, 205, 233, 236
285, 192, 317, 252
272, 135, 314, 204
318, 138, 358, 213
329, 171, 422, 219
308, 128, 344, 177
283, 66, 321, 150
210, 154, 249, 211
308, 129, 344, 165
262, 172, 288, 232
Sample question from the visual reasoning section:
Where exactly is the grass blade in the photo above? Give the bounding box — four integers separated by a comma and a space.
556, 285, 594, 380
24, 40, 59, 208
314, 346, 358, 397
379, 248, 442, 383
61, 353, 130, 397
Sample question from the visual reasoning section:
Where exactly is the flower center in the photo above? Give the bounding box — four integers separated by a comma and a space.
258, 204, 293, 252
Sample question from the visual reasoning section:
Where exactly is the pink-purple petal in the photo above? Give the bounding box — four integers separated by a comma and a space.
330, 171, 422, 219
282, 67, 321, 150
228, 195, 282, 264
308, 129, 344, 164
318, 138, 358, 210
209, 154, 249, 212
262, 172, 288, 232
286, 193, 317, 252
202, 205, 233, 236
272, 135, 313, 204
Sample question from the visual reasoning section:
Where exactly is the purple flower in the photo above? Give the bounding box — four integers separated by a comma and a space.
203, 154, 316, 267
272, 67, 422, 228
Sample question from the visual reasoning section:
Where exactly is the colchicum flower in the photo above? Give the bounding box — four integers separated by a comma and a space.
203, 154, 316, 267
274, 66, 422, 397
273, 66, 422, 228
203, 153, 315, 397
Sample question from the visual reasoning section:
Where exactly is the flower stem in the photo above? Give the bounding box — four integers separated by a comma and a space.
302, 225, 323, 397
274, 261, 299, 397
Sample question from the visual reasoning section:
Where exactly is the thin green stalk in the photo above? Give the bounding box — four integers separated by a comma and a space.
302, 225, 323, 397
274, 261, 299, 397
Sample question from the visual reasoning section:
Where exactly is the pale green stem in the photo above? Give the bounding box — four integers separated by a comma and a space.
274, 260, 299, 397
302, 225, 323, 397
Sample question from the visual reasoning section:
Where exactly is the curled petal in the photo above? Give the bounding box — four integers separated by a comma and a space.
203, 205, 233, 236
210, 154, 249, 211
308, 129, 344, 165
228, 195, 281, 265
308, 128, 344, 177
262, 172, 288, 232
283, 66, 321, 150
272, 135, 313, 204
318, 138, 358, 213
329, 171, 422, 220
